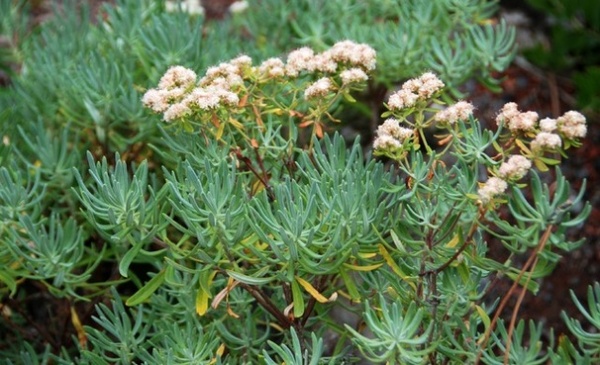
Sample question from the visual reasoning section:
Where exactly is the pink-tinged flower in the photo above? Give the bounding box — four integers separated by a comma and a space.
340, 68, 368, 84
388, 89, 419, 110
434, 101, 474, 124
158, 66, 197, 90
557, 111, 587, 139
258, 58, 285, 78
531, 132, 562, 151
230, 55, 252, 68
286, 47, 315, 77
328, 40, 377, 71
142, 89, 171, 113
495, 103, 538, 132
373, 134, 402, 151
163, 102, 191, 122
304, 78, 333, 99
539, 118, 557, 132
308, 52, 337, 73
497, 155, 532, 180
478, 177, 508, 203
377, 118, 413, 141
417, 72, 445, 99
386, 72, 444, 111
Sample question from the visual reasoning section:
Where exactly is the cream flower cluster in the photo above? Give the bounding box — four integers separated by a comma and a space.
434, 101, 474, 124
479, 154, 532, 202
495, 103, 587, 152
165, 0, 204, 15
143, 57, 249, 122
495, 102, 538, 132
387, 72, 445, 110
284, 40, 376, 78
497, 155, 532, 180
478, 177, 508, 203
143, 41, 376, 122
373, 118, 413, 152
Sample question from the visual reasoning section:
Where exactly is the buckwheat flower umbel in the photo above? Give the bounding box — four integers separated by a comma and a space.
373, 134, 402, 151
142, 89, 171, 113
539, 118, 557, 132
157, 66, 197, 90
478, 177, 508, 203
557, 110, 587, 139
308, 52, 337, 73
165, 0, 204, 15
388, 90, 419, 110
495, 103, 538, 132
163, 102, 191, 122
377, 118, 413, 140
495, 102, 520, 126
286, 47, 315, 77
498, 155, 532, 180
328, 40, 377, 71
434, 101, 474, 124
417, 72, 445, 99
387, 72, 444, 111
230, 55, 252, 69
258, 58, 285, 78
531, 132, 562, 151
201, 61, 244, 88
340, 68, 368, 85
229, 0, 249, 13
304, 78, 333, 99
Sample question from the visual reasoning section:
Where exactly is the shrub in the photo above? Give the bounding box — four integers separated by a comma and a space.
0, 0, 596, 364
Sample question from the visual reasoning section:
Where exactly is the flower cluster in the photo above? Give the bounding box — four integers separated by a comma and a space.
495, 102, 538, 132
304, 78, 333, 99
284, 40, 376, 78
495, 103, 587, 153
497, 155, 532, 180
478, 177, 508, 203
478, 154, 532, 203
143, 41, 376, 126
434, 101, 474, 124
143, 60, 246, 122
373, 118, 413, 154
387, 72, 445, 110
165, 0, 204, 15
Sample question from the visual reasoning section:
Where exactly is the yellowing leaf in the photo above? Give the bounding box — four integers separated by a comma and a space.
378, 244, 416, 290
70, 306, 87, 348
343, 262, 383, 271
295, 276, 328, 303
445, 233, 461, 248
196, 270, 217, 316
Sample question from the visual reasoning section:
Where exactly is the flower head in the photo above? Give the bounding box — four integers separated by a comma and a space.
495, 103, 538, 132
229, 0, 249, 14
387, 72, 444, 111
286, 47, 315, 77
327, 40, 377, 71
434, 101, 474, 124
497, 155, 532, 180
340, 68, 369, 85
531, 132, 562, 151
304, 78, 333, 99
258, 58, 285, 78
557, 111, 587, 139
158, 66, 197, 90
478, 177, 508, 203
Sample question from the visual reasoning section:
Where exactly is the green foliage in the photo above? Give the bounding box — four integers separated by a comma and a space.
0, 0, 597, 364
